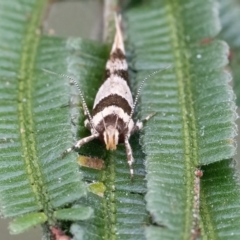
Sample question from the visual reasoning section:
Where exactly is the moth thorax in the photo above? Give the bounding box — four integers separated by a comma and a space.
103, 125, 119, 150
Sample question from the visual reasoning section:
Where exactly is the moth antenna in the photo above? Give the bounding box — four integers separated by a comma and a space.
42, 68, 97, 133
111, 13, 124, 54
126, 65, 172, 126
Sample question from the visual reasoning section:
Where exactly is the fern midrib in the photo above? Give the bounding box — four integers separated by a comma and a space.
17, 0, 54, 223
103, 151, 116, 240
199, 188, 216, 240
167, 1, 199, 238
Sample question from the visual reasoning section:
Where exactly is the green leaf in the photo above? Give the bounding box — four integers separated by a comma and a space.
88, 182, 106, 196
125, 0, 238, 239
54, 207, 93, 221
218, 0, 240, 106
0, 0, 47, 218
0, 0, 89, 232
9, 212, 47, 234
200, 160, 240, 240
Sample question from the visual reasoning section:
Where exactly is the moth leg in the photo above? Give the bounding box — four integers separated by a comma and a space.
61, 133, 99, 158
131, 112, 157, 134
124, 137, 134, 178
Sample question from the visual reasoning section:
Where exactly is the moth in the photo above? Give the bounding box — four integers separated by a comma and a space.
44, 15, 165, 177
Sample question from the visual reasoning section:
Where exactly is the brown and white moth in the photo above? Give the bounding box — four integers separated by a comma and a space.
44, 15, 158, 177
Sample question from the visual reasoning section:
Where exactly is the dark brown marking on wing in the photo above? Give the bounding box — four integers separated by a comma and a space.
111, 48, 125, 60
92, 94, 132, 116
105, 69, 129, 83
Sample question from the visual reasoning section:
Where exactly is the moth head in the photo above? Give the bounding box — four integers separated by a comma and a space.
103, 125, 119, 150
